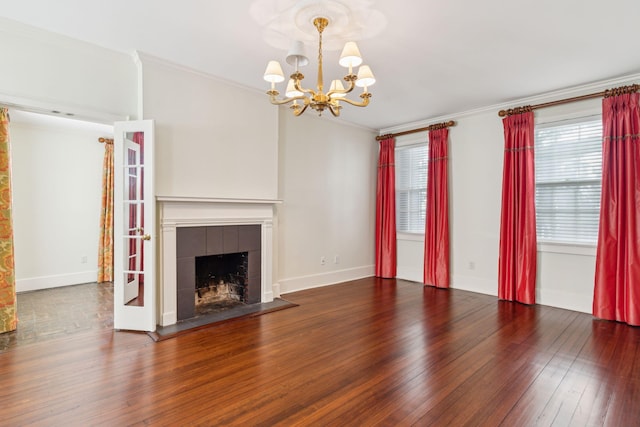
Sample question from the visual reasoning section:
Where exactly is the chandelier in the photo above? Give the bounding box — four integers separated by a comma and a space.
262, 16, 376, 117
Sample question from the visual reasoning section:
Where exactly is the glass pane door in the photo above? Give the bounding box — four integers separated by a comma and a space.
113, 120, 155, 331
124, 135, 143, 305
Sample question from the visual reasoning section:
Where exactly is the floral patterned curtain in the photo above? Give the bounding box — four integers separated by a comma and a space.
97, 140, 114, 283
0, 108, 17, 333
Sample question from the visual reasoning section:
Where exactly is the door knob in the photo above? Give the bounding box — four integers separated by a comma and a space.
142, 234, 151, 241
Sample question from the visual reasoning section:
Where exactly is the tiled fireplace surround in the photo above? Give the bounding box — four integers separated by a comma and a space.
158, 197, 277, 327
177, 224, 261, 320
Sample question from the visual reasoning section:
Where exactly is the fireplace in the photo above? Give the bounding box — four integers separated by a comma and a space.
159, 197, 279, 327
194, 252, 248, 315
176, 224, 261, 321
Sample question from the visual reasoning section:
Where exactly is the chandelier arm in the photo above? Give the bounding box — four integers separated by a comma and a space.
293, 80, 316, 96
326, 76, 356, 98
338, 95, 371, 108
289, 72, 315, 96
293, 103, 309, 116
328, 104, 341, 117
268, 94, 309, 106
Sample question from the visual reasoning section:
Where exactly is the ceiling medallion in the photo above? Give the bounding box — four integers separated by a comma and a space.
250, 0, 386, 50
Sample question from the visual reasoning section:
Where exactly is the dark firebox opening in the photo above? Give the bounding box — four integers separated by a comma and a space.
194, 252, 249, 316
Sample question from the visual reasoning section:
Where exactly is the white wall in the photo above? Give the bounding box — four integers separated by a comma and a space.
277, 112, 378, 293
448, 109, 510, 296
0, 18, 137, 123
140, 54, 279, 200
0, 19, 135, 292
389, 75, 640, 314
11, 111, 111, 292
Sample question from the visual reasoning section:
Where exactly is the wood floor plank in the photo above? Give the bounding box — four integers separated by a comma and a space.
1, 277, 639, 426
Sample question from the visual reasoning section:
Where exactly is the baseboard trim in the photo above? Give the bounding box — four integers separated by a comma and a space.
452, 275, 592, 314
538, 289, 592, 314
16, 271, 98, 293
279, 265, 375, 295
451, 275, 498, 297
161, 311, 177, 327
271, 282, 281, 298
396, 267, 423, 284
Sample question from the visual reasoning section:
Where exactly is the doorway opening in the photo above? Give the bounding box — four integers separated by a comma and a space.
9, 108, 113, 335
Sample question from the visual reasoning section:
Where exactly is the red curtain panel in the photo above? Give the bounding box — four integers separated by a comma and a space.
423, 128, 450, 288
593, 92, 640, 325
375, 137, 397, 278
498, 111, 537, 304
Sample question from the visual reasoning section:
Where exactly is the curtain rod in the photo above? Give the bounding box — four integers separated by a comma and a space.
376, 120, 456, 141
498, 83, 639, 117
98, 137, 113, 144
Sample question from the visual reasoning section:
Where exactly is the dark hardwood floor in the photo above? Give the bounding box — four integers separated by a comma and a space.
1, 277, 639, 426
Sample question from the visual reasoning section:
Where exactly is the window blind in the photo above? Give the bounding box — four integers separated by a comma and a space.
395, 143, 428, 233
534, 117, 602, 244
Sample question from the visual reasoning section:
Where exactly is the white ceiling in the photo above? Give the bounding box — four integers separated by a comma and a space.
1, 0, 639, 131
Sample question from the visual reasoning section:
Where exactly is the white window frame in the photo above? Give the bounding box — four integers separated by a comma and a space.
534, 110, 602, 256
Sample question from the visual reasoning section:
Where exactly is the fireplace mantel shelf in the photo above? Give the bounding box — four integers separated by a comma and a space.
157, 196, 282, 204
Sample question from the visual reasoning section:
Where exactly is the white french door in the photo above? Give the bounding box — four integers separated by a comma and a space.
113, 120, 155, 331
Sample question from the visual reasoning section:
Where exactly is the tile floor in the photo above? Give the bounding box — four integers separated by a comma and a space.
0, 282, 297, 349
0, 282, 113, 352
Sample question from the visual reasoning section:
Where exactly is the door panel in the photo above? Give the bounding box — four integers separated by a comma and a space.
113, 120, 155, 331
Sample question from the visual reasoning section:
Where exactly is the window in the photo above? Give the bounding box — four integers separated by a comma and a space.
535, 116, 602, 245
395, 143, 428, 233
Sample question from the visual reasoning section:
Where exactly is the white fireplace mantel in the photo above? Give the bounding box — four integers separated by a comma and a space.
158, 196, 281, 327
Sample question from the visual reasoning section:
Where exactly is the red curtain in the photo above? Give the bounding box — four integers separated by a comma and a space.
498, 111, 537, 304
423, 128, 450, 288
593, 92, 640, 325
375, 137, 397, 278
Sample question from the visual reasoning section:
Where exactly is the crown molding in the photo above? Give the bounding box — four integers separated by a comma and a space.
379, 72, 640, 135
135, 51, 267, 97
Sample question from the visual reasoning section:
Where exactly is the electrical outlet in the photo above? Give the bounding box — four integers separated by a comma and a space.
468, 261, 475, 270
320, 256, 326, 266
81, 256, 88, 264
334, 255, 339, 264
